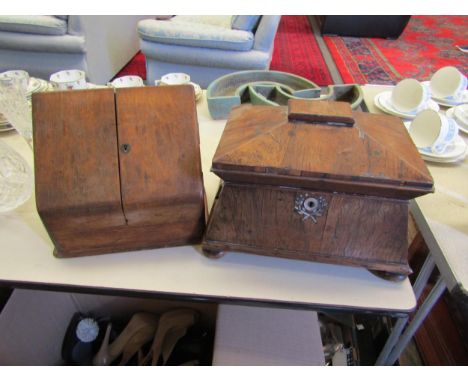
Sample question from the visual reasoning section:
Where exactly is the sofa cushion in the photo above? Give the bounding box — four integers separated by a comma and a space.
0, 16, 68, 36
231, 16, 261, 31
138, 19, 254, 52
172, 15, 232, 28
0, 31, 85, 53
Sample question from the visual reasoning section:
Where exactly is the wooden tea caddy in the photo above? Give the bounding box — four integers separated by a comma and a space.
202, 100, 434, 277
32, 85, 206, 258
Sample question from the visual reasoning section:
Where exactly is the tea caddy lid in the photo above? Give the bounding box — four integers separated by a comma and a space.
212, 99, 434, 199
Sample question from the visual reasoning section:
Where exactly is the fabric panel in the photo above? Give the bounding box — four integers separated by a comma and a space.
138, 19, 254, 52
253, 15, 281, 52
0, 15, 68, 36
0, 31, 85, 53
0, 50, 87, 80
231, 15, 261, 31
145, 59, 270, 88
173, 15, 232, 28
141, 39, 269, 69
67, 16, 83, 36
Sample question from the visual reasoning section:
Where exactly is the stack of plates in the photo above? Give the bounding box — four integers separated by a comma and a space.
374, 91, 440, 119
404, 121, 467, 163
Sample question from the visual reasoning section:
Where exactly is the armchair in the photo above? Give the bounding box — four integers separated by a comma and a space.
138, 16, 281, 88
0, 16, 147, 84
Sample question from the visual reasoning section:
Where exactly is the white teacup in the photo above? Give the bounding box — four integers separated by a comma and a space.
453, 104, 468, 129
50, 70, 87, 90
155, 73, 191, 86
409, 109, 458, 154
430, 66, 467, 101
109, 75, 144, 88
0, 70, 30, 94
391, 78, 430, 114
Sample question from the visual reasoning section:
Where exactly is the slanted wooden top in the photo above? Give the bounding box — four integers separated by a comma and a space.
212, 100, 434, 199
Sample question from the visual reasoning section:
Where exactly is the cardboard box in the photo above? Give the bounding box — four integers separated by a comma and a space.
0, 289, 216, 365
0, 289, 324, 366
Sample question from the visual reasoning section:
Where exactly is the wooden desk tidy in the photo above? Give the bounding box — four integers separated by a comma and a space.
32, 86, 205, 258
202, 100, 434, 277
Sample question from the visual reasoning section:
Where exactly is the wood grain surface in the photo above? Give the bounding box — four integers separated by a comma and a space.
32, 86, 205, 257
203, 183, 411, 274
33, 89, 126, 232
288, 99, 355, 126
115, 86, 205, 227
212, 103, 433, 199
203, 100, 429, 274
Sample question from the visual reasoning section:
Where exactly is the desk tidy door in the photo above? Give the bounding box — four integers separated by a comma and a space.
33, 86, 205, 258
202, 100, 434, 277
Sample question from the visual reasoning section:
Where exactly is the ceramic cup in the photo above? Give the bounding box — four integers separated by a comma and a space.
391, 78, 431, 114
453, 104, 468, 129
0, 70, 30, 94
108, 75, 144, 88
155, 73, 191, 86
430, 66, 467, 101
50, 70, 87, 90
409, 109, 458, 154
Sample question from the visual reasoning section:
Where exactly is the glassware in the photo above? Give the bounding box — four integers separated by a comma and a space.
0, 74, 33, 147
0, 140, 33, 213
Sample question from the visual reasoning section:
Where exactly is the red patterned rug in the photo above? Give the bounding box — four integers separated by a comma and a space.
270, 15, 333, 85
116, 16, 333, 86
116, 51, 147, 80
324, 15, 468, 85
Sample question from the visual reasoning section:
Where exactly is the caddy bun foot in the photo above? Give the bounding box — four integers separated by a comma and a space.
202, 247, 225, 259
368, 269, 407, 282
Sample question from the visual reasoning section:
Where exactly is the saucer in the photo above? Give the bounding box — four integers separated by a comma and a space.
432, 91, 468, 107
419, 136, 466, 160
422, 81, 468, 107
446, 107, 468, 135
404, 121, 467, 161
375, 91, 439, 119
421, 150, 466, 164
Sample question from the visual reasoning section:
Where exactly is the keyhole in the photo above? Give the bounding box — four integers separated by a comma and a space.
120, 143, 131, 153
303, 197, 318, 212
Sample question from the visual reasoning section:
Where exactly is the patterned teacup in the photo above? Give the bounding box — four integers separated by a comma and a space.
430, 66, 467, 102
391, 79, 431, 114
109, 75, 144, 88
409, 109, 458, 154
50, 70, 87, 90
155, 73, 191, 86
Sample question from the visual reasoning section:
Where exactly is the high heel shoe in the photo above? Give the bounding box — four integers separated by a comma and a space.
161, 325, 191, 365
140, 309, 198, 366
93, 312, 159, 366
